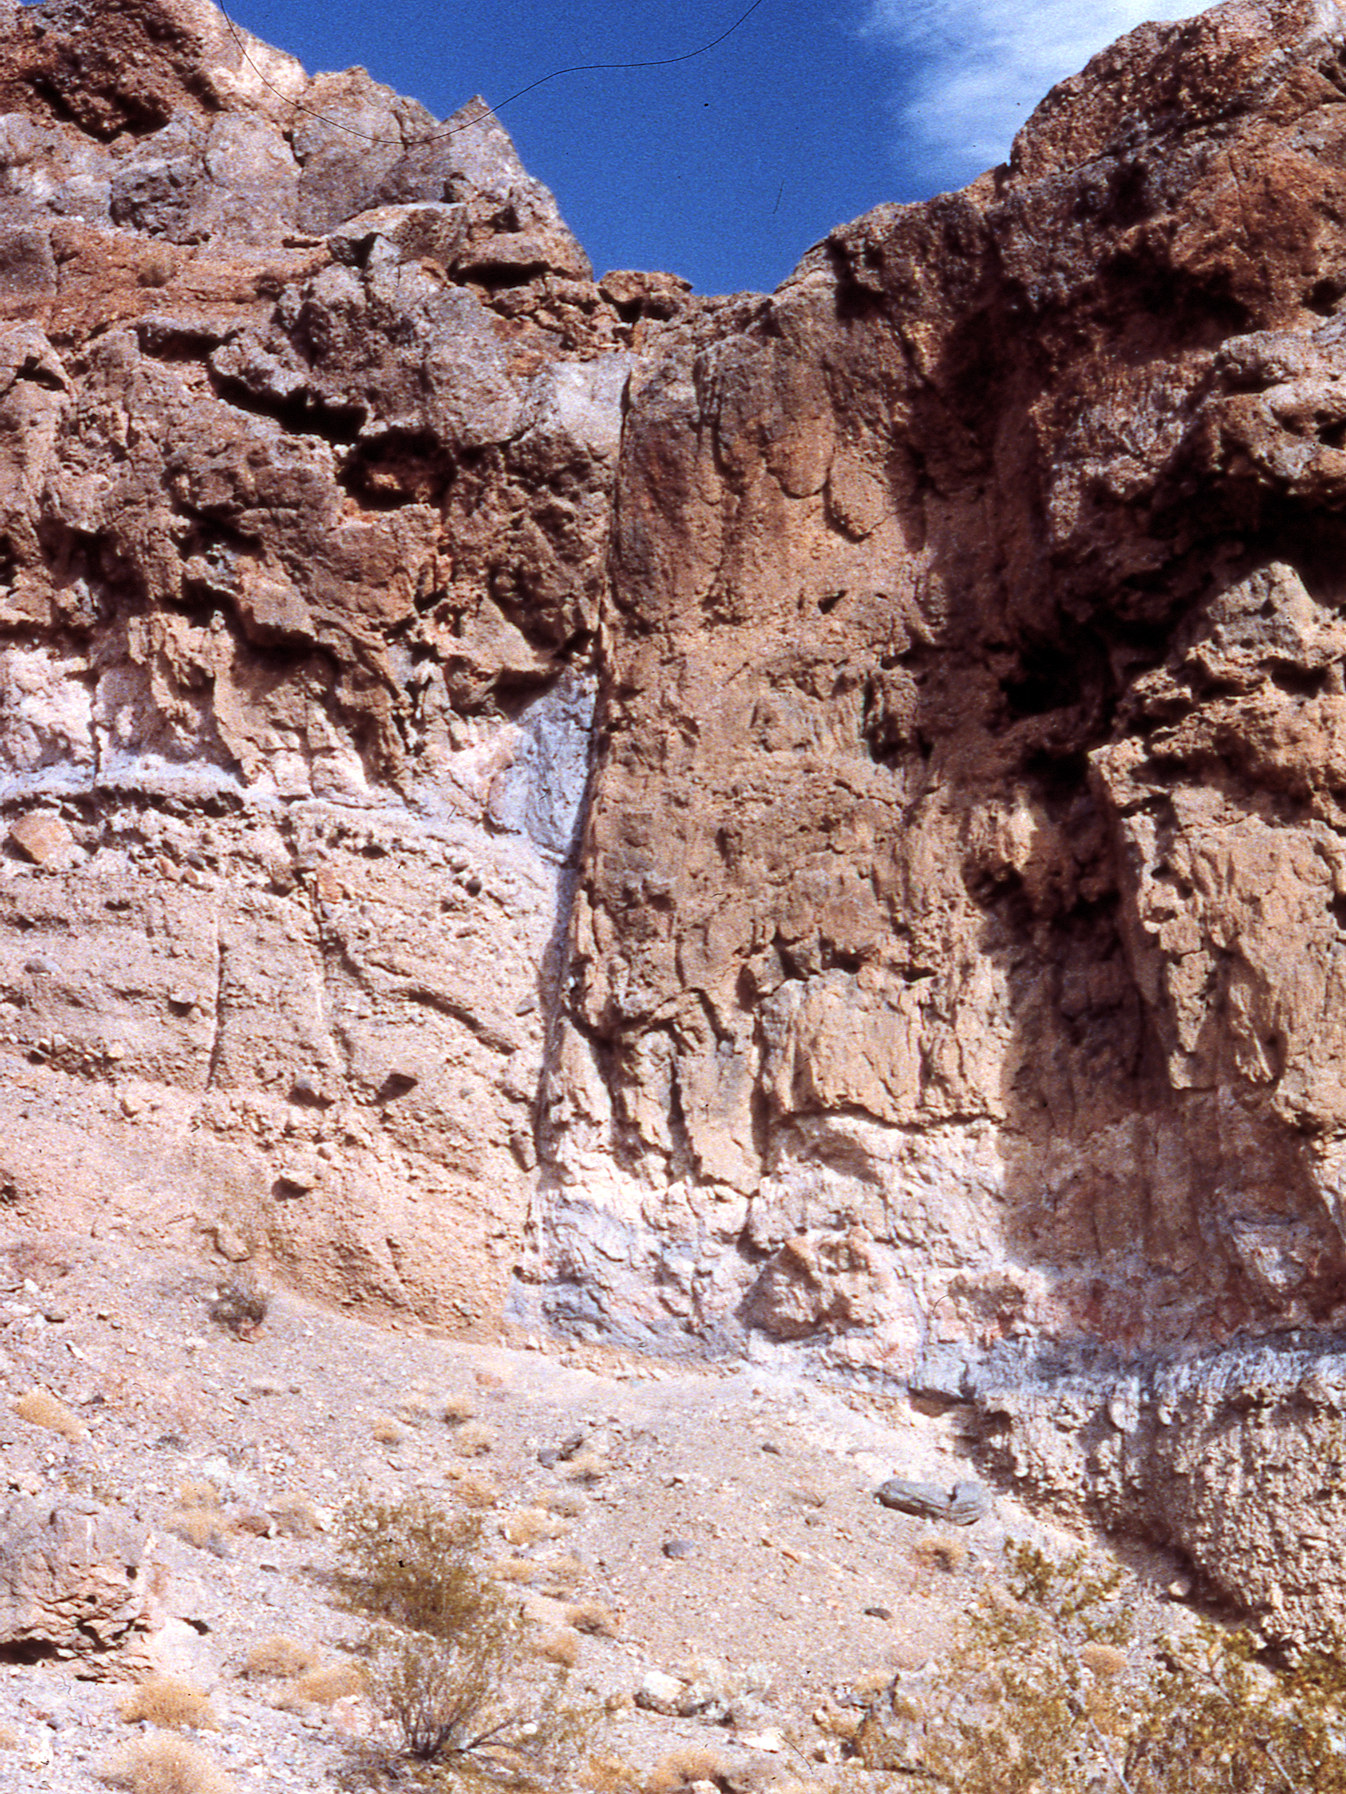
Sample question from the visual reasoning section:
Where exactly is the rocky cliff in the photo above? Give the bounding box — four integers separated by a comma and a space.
8, 0, 1346, 1641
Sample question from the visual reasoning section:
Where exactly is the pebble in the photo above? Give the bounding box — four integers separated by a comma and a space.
636, 1670, 684, 1714
661, 1538, 694, 1559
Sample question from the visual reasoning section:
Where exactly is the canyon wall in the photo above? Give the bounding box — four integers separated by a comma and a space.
547, 0, 1346, 1372
8, 0, 1346, 1637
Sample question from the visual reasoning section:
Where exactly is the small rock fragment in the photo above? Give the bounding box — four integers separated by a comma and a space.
947, 1481, 991, 1525
8, 814, 72, 866
636, 1670, 684, 1714
875, 1476, 990, 1524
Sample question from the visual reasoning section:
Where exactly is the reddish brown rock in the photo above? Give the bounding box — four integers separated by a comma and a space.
538, 0, 1346, 1371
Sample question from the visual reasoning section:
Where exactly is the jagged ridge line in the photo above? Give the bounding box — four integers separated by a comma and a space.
215, 0, 771, 148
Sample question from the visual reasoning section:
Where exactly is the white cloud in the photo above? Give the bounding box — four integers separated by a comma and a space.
864, 0, 1211, 189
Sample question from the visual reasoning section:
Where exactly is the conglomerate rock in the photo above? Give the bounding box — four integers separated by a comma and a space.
9, 0, 1346, 1642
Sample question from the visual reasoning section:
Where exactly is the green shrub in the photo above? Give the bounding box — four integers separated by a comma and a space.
336, 1494, 590, 1789
863, 1541, 1346, 1793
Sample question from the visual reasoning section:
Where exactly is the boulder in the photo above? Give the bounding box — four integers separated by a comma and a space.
0, 1496, 158, 1653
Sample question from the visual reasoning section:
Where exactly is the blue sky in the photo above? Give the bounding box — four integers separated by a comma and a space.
215, 0, 1209, 294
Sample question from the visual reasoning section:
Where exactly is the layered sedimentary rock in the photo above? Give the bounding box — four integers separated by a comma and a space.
9, 0, 1346, 1640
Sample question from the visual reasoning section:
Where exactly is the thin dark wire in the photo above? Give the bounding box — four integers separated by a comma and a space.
216, 0, 771, 147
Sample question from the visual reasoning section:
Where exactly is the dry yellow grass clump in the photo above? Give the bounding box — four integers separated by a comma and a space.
454, 1419, 496, 1457
240, 1635, 323, 1680
536, 1628, 581, 1668
502, 1506, 566, 1546
13, 1387, 86, 1440
166, 1507, 230, 1552
370, 1415, 405, 1445
543, 1490, 585, 1519
174, 1479, 220, 1508
585, 1750, 641, 1791
533, 1552, 583, 1598
445, 1465, 499, 1508
271, 1662, 366, 1710
492, 1556, 542, 1584
117, 1677, 218, 1731
268, 1493, 323, 1537
910, 1535, 968, 1575
441, 1392, 476, 1424
1080, 1642, 1129, 1678
98, 1733, 235, 1794
644, 1747, 727, 1794
562, 1449, 606, 1484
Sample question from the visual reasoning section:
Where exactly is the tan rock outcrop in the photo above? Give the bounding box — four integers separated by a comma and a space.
0, 1494, 157, 1653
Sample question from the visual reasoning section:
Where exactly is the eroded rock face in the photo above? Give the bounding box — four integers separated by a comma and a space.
537, 0, 1346, 1378
11, 0, 1346, 1642
964, 1338, 1346, 1647
0, 0, 716, 1326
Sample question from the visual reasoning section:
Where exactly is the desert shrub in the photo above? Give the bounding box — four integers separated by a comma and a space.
441, 1394, 476, 1425
371, 1416, 405, 1445
886, 1541, 1346, 1792
13, 1386, 86, 1440
117, 1677, 218, 1731
207, 1277, 268, 1338
241, 1635, 322, 1680
337, 1493, 590, 1785
1127, 1629, 1346, 1793
99, 1733, 234, 1794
